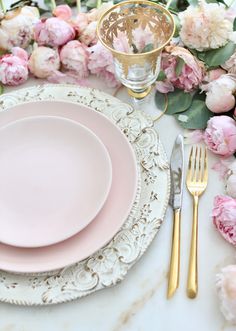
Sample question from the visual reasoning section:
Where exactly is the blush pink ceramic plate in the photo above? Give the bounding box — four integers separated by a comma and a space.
0, 101, 138, 273
0, 116, 112, 248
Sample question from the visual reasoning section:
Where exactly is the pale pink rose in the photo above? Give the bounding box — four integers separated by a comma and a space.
226, 161, 236, 198
158, 46, 205, 92
60, 40, 89, 79
34, 17, 75, 47
0, 6, 39, 51
204, 116, 236, 157
204, 68, 226, 82
132, 27, 154, 51
179, 0, 234, 51
155, 80, 174, 93
72, 13, 89, 34
87, 3, 114, 22
88, 42, 119, 87
0, 47, 28, 86
202, 74, 236, 113
222, 52, 236, 74
53, 5, 72, 21
216, 265, 236, 324
113, 32, 133, 53
79, 21, 97, 46
29, 46, 60, 79
213, 195, 236, 246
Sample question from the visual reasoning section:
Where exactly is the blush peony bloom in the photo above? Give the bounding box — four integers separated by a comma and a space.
204, 68, 226, 83
156, 46, 205, 92
179, 0, 235, 51
88, 42, 120, 87
213, 195, 236, 246
71, 13, 89, 34
222, 52, 236, 74
132, 27, 154, 51
202, 74, 236, 113
0, 47, 28, 86
29, 46, 60, 79
86, 3, 114, 22
204, 116, 236, 157
53, 5, 72, 21
60, 40, 89, 79
113, 32, 133, 53
0, 6, 40, 51
226, 161, 236, 199
34, 17, 75, 47
79, 21, 97, 46
216, 265, 236, 324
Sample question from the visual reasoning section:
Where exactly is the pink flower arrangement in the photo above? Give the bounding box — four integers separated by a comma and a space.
53, 5, 72, 21
34, 17, 75, 47
213, 195, 236, 246
204, 116, 236, 157
0, 47, 28, 86
156, 46, 205, 93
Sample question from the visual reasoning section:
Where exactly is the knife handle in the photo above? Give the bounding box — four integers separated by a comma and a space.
167, 208, 181, 299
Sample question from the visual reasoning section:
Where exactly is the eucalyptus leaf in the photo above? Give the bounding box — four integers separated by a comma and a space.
141, 43, 154, 53
173, 14, 180, 37
166, 89, 193, 115
0, 85, 4, 95
197, 42, 236, 67
175, 57, 185, 76
187, 0, 198, 5
155, 92, 167, 112
234, 18, 236, 31
175, 100, 213, 129
85, 0, 97, 9
156, 71, 166, 81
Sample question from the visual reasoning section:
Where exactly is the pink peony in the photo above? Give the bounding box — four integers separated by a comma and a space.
29, 46, 60, 79
53, 5, 72, 21
60, 40, 89, 79
155, 80, 174, 93
0, 47, 28, 86
202, 74, 236, 113
156, 46, 205, 92
216, 265, 236, 324
86, 3, 114, 22
132, 27, 154, 51
34, 17, 75, 47
213, 195, 236, 246
113, 32, 133, 53
204, 68, 226, 83
0, 6, 40, 51
72, 13, 89, 34
204, 116, 236, 157
79, 21, 97, 46
88, 42, 120, 87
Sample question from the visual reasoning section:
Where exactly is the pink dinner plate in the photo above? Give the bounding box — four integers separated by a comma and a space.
0, 115, 112, 248
0, 101, 138, 273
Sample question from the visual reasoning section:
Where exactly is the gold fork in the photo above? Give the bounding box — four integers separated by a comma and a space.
186, 146, 208, 299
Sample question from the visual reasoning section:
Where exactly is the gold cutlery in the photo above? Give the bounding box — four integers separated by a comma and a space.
167, 135, 184, 299
186, 146, 208, 298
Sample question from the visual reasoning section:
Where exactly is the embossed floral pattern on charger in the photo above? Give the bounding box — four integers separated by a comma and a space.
0, 85, 170, 305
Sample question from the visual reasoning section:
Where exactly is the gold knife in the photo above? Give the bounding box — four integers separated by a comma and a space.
167, 134, 184, 299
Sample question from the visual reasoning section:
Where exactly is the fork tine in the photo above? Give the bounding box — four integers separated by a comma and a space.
193, 147, 198, 182
198, 147, 202, 182
203, 147, 208, 183
187, 146, 193, 182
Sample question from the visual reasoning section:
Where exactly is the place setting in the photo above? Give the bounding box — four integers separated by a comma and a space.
0, 0, 236, 328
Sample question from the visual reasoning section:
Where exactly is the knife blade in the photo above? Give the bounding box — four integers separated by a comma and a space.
167, 134, 184, 299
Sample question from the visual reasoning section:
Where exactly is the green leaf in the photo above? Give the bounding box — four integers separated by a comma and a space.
197, 42, 236, 67
187, 0, 198, 5
141, 43, 154, 53
166, 89, 193, 115
85, 0, 97, 8
173, 14, 180, 37
155, 92, 166, 112
175, 100, 213, 129
175, 57, 185, 76
0, 85, 4, 95
234, 18, 236, 31
156, 71, 166, 81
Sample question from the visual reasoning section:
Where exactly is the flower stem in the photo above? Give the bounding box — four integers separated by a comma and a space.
96, 0, 102, 9
0, 0, 6, 14
51, 0, 56, 10
165, 0, 173, 9
77, 0, 81, 13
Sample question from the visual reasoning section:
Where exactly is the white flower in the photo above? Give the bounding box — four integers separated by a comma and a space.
179, 0, 235, 51
0, 6, 40, 51
216, 265, 236, 324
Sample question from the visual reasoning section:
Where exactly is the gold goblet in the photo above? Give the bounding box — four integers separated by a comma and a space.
97, 0, 175, 109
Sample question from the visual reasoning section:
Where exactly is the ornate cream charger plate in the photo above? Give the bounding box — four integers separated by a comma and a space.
0, 85, 170, 305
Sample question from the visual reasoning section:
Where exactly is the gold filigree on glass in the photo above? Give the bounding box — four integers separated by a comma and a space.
97, 0, 175, 98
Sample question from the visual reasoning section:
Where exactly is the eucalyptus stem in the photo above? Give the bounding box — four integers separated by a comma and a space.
0, 0, 6, 14
165, 0, 173, 9
77, 0, 81, 12
50, 0, 56, 10
96, 0, 102, 8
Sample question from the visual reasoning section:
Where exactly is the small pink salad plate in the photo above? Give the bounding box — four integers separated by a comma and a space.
0, 100, 138, 273
0, 115, 112, 248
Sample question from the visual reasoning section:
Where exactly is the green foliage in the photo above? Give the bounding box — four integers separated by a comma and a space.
175, 57, 185, 76
155, 89, 193, 115
0, 85, 4, 95
156, 71, 167, 81
141, 44, 154, 53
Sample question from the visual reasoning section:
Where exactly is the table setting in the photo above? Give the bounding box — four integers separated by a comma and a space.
0, 0, 235, 330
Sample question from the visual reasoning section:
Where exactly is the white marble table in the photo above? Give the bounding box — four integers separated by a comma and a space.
0, 1, 235, 329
